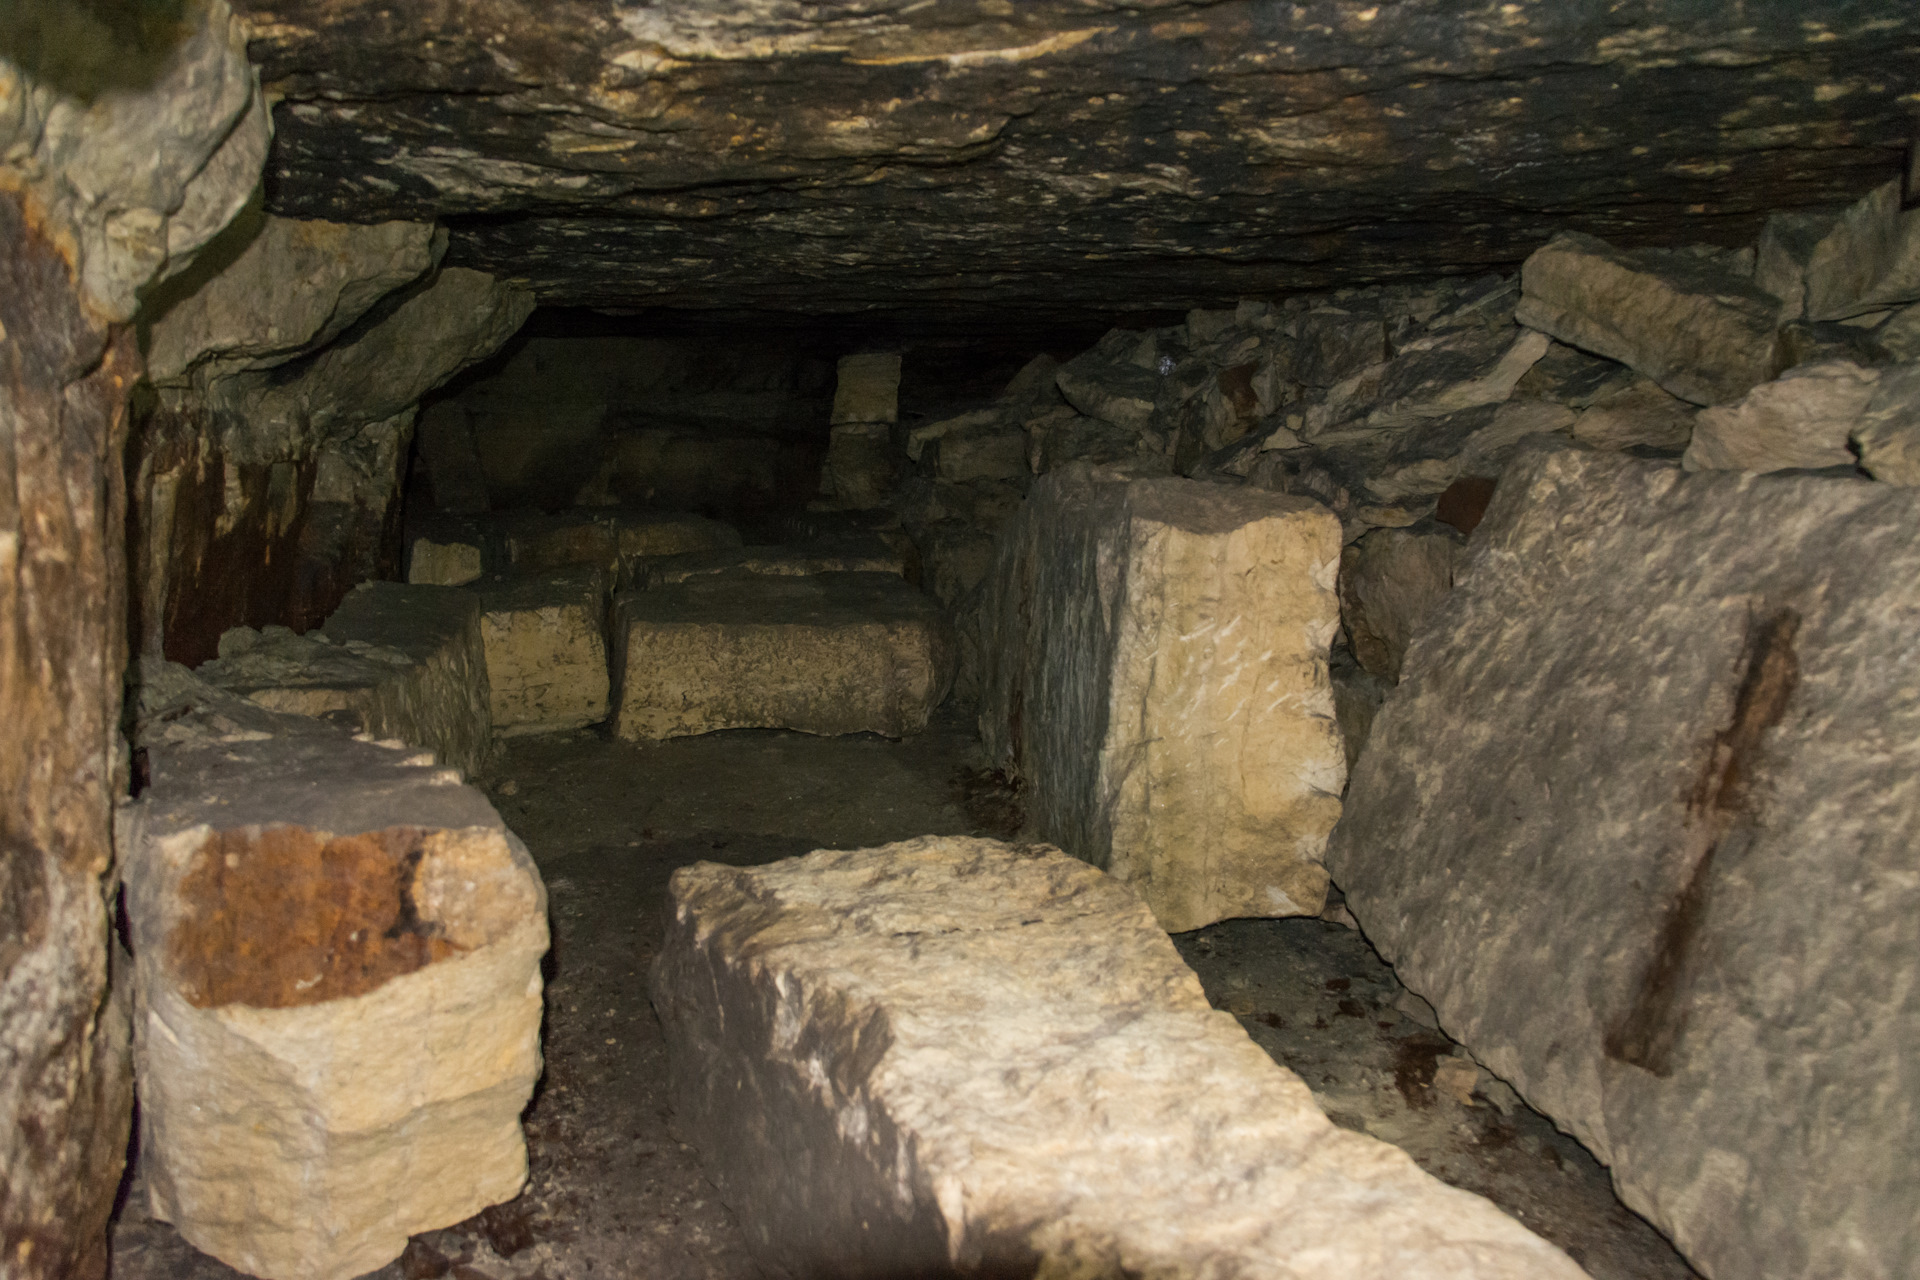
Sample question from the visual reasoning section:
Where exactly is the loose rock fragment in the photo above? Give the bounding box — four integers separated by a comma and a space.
473, 569, 609, 734
980, 471, 1347, 930
1682, 359, 1879, 473
1327, 442, 1920, 1280
1850, 360, 1920, 484
1516, 231, 1782, 405
122, 681, 546, 1280
610, 572, 952, 740
1338, 524, 1463, 684
1802, 179, 1920, 320
650, 837, 1587, 1280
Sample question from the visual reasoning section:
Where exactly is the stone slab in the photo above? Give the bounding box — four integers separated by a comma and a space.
979, 470, 1347, 932
1325, 442, 1920, 1280
197, 584, 492, 776
650, 836, 1588, 1280
1338, 523, 1462, 684
472, 568, 610, 735
121, 666, 546, 1280
831, 352, 902, 425
610, 572, 952, 740
1851, 359, 1920, 485
634, 539, 904, 590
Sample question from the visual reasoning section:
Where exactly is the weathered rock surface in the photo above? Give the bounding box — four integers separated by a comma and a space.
1326, 442, 1920, 1280
198, 584, 492, 775
473, 570, 610, 735
1570, 377, 1699, 452
980, 471, 1346, 932
1516, 232, 1782, 406
1800, 180, 1920, 321
236, 0, 1919, 323
818, 422, 899, 509
651, 837, 1588, 1280
502, 510, 742, 578
1850, 361, 1920, 485
832, 354, 903, 426
0, 7, 264, 1273
1682, 359, 1879, 473
1338, 525, 1464, 684
408, 537, 484, 587
122, 666, 546, 1280
611, 573, 951, 741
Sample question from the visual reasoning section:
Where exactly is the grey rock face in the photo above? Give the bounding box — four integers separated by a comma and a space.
1801, 180, 1920, 321
651, 837, 1589, 1280
1682, 359, 1879, 473
1338, 524, 1463, 684
1516, 232, 1783, 406
1326, 442, 1920, 1280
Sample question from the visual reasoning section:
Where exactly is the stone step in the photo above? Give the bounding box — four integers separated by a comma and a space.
471, 567, 610, 735
610, 571, 951, 740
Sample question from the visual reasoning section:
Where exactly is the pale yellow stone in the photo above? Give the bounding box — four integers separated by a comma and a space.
474, 569, 609, 734
407, 536, 483, 586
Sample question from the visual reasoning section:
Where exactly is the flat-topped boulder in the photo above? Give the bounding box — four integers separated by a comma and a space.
471, 568, 610, 735
633, 538, 904, 590
1327, 442, 1920, 1280
610, 571, 951, 741
121, 664, 547, 1280
979, 470, 1347, 932
651, 837, 1587, 1280
196, 583, 491, 775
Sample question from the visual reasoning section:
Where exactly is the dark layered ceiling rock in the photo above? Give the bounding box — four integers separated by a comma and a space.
238, 0, 1918, 324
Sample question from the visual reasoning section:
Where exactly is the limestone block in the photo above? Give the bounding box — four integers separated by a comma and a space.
1802, 179, 1920, 321
1682, 359, 1880, 473
1364, 327, 1550, 429
818, 421, 899, 508
1338, 523, 1463, 683
1330, 661, 1391, 773
1516, 231, 1782, 406
473, 569, 610, 734
408, 537, 484, 586
1753, 209, 1841, 322
610, 572, 952, 740
979, 472, 1347, 931
1326, 442, 1920, 1280
636, 540, 904, 590
197, 584, 492, 775
1850, 359, 1920, 484
1570, 377, 1698, 452
831, 352, 902, 424
1054, 349, 1160, 433
651, 837, 1587, 1280
122, 700, 546, 1280
505, 510, 739, 574
926, 423, 1030, 482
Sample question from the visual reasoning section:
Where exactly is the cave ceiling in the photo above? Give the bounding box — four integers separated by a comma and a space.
235, 0, 1919, 326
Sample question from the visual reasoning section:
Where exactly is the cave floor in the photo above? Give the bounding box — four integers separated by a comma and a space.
109, 708, 1698, 1280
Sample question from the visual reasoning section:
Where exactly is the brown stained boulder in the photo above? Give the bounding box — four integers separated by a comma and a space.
979, 471, 1346, 931
1515, 232, 1783, 406
650, 837, 1589, 1280
1326, 442, 1920, 1280
121, 674, 546, 1280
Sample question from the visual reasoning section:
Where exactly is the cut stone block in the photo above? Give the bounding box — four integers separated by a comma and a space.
651, 837, 1587, 1280
1682, 358, 1879, 473
818, 421, 899, 508
1516, 231, 1782, 406
831, 352, 902, 425
979, 471, 1347, 931
407, 536, 483, 586
635, 539, 904, 590
1326, 442, 1920, 1280
197, 584, 492, 776
610, 572, 952, 740
1753, 208, 1841, 322
1802, 179, 1920, 321
1851, 360, 1920, 485
1338, 523, 1463, 684
121, 677, 546, 1280
472, 568, 609, 735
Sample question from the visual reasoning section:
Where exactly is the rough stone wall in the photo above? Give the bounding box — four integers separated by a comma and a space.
0, 6, 266, 1274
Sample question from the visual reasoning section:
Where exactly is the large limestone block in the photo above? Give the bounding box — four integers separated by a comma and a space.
504, 510, 740, 575
1682, 358, 1880, 473
610, 572, 951, 740
473, 569, 610, 734
198, 584, 492, 775
1325, 442, 1920, 1280
1516, 232, 1782, 406
831, 352, 902, 425
122, 687, 546, 1280
651, 837, 1588, 1280
979, 471, 1347, 931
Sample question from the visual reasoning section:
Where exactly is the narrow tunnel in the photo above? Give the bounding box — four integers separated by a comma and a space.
3, 4, 1917, 1280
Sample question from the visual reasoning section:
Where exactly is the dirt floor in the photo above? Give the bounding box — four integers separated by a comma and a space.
110, 708, 1699, 1280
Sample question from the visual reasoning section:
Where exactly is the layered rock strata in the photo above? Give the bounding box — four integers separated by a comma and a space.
122, 665, 546, 1280
473, 569, 610, 735
651, 836, 1588, 1280
610, 572, 951, 741
198, 583, 492, 776
1326, 442, 1920, 1280
980, 471, 1346, 931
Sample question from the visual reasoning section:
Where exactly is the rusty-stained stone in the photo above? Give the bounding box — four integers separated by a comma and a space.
232, 0, 1919, 324
0, 189, 137, 1280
